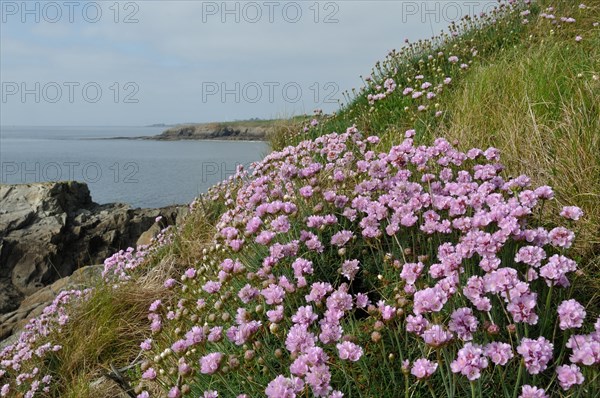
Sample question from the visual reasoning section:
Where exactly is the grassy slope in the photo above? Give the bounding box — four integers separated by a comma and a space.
2, 1, 598, 397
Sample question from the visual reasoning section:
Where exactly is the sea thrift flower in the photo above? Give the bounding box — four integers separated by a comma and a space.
422, 325, 453, 347
519, 385, 548, 398
560, 206, 583, 220
265, 375, 304, 398
331, 230, 354, 247
184, 268, 196, 279
406, 314, 429, 335
557, 299, 586, 330
168, 387, 181, 398
400, 262, 424, 285
448, 307, 478, 341
142, 368, 157, 380
267, 305, 285, 323
485, 342, 513, 366
336, 341, 363, 361
262, 284, 286, 305
548, 227, 575, 248
556, 364, 584, 390
203, 281, 222, 294
411, 358, 438, 379
341, 259, 360, 280
566, 334, 600, 365
517, 337, 553, 374
164, 278, 176, 288
200, 352, 224, 374
140, 338, 152, 351
450, 343, 488, 380
286, 324, 316, 355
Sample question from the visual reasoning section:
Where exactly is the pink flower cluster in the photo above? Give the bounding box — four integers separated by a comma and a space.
135, 123, 597, 397
0, 289, 91, 397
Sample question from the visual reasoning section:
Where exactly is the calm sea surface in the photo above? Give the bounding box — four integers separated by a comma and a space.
0, 126, 270, 208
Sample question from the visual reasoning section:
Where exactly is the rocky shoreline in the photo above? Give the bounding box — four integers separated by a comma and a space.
0, 181, 185, 341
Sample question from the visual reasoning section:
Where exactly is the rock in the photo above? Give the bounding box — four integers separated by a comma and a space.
89, 376, 132, 398
0, 182, 184, 316
0, 279, 22, 314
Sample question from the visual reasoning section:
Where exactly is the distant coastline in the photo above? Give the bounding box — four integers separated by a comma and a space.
112, 120, 286, 141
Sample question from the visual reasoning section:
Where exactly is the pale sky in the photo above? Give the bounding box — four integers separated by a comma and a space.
0, 0, 497, 125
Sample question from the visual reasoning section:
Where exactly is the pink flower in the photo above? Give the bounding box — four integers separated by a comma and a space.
517, 337, 553, 375
164, 278, 176, 288
450, 343, 488, 380
400, 262, 424, 285
556, 364, 584, 390
539, 255, 577, 286
422, 325, 453, 347
560, 206, 583, 221
200, 352, 223, 374
285, 324, 316, 355
548, 227, 575, 248
411, 358, 438, 379
168, 387, 181, 398
406, 314, 430, 335
484, 342, 513, 366
292, 306, 318, 326
265, 376, 304, 398
518, 385, 548, 398
448, 307, 478, 341
142, 368, 156, 380
341, 259, 360, 280
202, 281, 222, 294
575, 35, 583, 42
261, 284, 286, 305
184, 268, 196, 279
557, 299, 586, 330
413, 286, 447, 314
515, 246, 546, 268
566, 334, 600, 365
140, 338, 152, 351
336, 341, 363, 361
331, 230, 354, 247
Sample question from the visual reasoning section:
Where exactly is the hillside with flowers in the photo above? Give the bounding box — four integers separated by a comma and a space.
1, 1, 599, 397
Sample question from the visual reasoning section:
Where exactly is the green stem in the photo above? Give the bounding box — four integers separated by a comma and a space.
427, 380, 437, 398
542, 284, 553, 333
471, 382, 477, 398
512, 360, 524, 398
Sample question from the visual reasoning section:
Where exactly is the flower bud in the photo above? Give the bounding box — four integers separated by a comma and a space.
371, 331, 382, 343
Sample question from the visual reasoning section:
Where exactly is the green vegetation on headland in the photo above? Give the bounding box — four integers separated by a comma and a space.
147, 118, 305, 141
1, 1, 599, 397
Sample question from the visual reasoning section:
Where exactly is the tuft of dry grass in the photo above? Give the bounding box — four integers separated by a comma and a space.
28, 243, 195, 398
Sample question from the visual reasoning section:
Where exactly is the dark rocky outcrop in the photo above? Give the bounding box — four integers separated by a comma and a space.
0, 182, 185, 318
